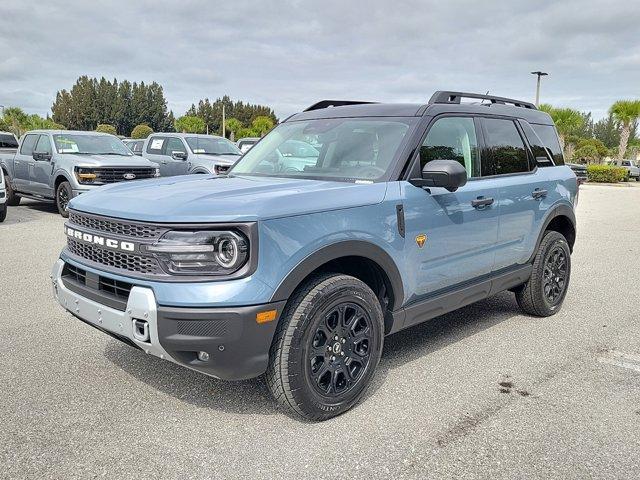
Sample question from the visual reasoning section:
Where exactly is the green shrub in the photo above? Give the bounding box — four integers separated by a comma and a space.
130, 124, 153, 139
586, 164, 627, 183
95, 124, 117, 135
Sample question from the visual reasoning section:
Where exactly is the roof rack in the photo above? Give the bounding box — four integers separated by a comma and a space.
304, 100, 377, 112
428, 91, 536, 110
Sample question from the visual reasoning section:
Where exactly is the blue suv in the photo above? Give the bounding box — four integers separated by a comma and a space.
52, 92, 577, 420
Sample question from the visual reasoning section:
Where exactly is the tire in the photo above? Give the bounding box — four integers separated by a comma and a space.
56, 181, 72, 218
266, 274, 384, 421
0, 203, 6, 222
4, 174, 21, 206
516, 231, 571, 317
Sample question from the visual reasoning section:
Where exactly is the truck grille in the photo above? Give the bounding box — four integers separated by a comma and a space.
67, 238, 161, 274
93, 167, 157, 184
69, 212, 163, 239
61, 263, 133, 311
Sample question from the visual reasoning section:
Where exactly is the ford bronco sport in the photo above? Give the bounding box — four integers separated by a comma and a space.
52, 92, 577, 420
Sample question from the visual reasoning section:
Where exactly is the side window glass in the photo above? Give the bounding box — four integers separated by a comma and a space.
531, 124, 564, 166
35, 135, 52, 155
165, 137, 187, 155
20, 134, 38, 156
420, 117, 480, 178
146, 136, 165, 154
520, 121, 553, 167
482, 118, 529, 176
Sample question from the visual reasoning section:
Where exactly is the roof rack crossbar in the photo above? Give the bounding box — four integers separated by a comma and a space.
304, 100, 377, 111
428, 91, 536, 110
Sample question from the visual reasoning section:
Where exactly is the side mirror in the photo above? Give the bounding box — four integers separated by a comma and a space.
171, 151, 187, 161
410, 159, 468, 192
33, 152, 52, 162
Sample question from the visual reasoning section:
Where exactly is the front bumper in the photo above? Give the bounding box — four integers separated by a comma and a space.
51, 259, 285, 380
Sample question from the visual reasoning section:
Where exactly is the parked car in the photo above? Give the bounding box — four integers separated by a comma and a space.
237, 137, 260, 153
620, 159, 640, 181
52, 91, 577, 420
0, 130, 159, 217
0, 168, 6, 222
142, 133, 241, 176
567, 163, 587, 184
122, 139, 144, 156
0, 131, 19, 153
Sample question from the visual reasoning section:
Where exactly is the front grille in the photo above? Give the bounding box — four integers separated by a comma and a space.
99, 276, 133, 300
215, 165, 231, 175
69, 212, 163, 239
61, 263, 134, 311
65, 263, 87, 284
67, 238, 161, 274
93, 167, 157, 184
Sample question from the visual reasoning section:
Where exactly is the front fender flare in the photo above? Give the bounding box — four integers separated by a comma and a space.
270, 240, 404, 309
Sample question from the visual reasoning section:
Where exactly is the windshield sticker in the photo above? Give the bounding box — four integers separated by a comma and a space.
59, 144, 79, 153
150, 139, 164, 150
192, 148, 205, 154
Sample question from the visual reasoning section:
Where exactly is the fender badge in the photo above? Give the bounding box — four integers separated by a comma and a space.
415, 234, 427, 248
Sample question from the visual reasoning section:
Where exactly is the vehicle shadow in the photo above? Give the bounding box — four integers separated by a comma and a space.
18, 199, 59, 214
103, 291, 521, 417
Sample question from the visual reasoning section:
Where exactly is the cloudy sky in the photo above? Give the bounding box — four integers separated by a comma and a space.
0, 0, 637, 120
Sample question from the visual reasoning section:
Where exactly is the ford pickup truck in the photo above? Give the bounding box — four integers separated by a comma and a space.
52, 92, 577, 420
0, 130, 159, 217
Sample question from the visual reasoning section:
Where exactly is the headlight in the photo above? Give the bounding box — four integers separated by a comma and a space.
154, 168, 161, 177
75, 167, 98, 184
144, 230, 249, 275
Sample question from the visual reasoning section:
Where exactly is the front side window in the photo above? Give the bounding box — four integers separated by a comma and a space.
482, 118, 530, 176
420, 117, 480, 178
165, 137, 187, 155
186, 137, 241, 155
53, 134, 132, 155
231, 117, 414, 182
20, 134, 38, 155
35, 135, 52, 154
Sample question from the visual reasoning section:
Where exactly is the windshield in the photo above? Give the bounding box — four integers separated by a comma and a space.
186, 137, 241, 155
230, 118, 414, 182
53, 134, 132, 155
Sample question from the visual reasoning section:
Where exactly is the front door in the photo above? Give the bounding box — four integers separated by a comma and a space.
30, 134, 54, 197
143, 136, 189, 177
402, 116, 499, 304
13, 133, 39, 192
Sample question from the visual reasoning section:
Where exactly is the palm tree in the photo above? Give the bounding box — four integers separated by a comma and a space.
539, 104, 584, 152
609, 100, 640, 165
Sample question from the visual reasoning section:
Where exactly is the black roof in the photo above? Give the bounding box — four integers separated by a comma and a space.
287, 91, 554, 125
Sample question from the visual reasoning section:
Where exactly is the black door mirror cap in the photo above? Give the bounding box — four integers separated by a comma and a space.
409, 159, 468, 192
32, 152, 52, 162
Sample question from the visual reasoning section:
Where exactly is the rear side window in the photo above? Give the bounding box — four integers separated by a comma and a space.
19, 134, 38, 156
520, 121, 553, 167
0, 133, 18, 148
531, 124, 564, 166
420, 117, 481, 178
146, 136, 166, 154
481, 118, 530, 176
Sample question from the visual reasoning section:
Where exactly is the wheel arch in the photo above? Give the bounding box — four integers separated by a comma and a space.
270, 241, 405, 333
54, 172, 73, 190
529, 204, 576, 262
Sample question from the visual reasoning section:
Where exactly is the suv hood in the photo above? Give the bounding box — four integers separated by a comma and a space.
69, 174, 387, 222
68, 154, 156, 168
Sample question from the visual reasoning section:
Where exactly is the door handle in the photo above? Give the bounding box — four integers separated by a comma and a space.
471, 196, 494, 209
532, 188, 548, 199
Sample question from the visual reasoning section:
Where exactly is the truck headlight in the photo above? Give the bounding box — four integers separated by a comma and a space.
75, 167, 98, 184
144, 230, 249, 275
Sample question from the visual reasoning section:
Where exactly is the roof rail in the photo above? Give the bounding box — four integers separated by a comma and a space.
428, 91, 536, 110
304, 100, 377, 112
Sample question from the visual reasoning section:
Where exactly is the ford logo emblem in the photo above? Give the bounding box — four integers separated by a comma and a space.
123, 173, 136, 180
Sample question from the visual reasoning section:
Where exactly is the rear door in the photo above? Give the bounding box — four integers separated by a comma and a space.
480, 117, 551, 270
13, 133, 39, 192
402, 115, 499, 303
30, 134, 54, 197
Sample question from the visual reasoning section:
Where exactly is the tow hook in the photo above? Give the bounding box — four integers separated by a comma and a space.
132, 319, 150, 343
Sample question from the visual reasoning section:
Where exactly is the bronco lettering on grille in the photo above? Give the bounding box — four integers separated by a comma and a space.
65, 226, 135, 252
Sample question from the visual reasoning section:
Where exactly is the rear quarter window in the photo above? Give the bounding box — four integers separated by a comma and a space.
19, 134, 39, 156
531, 124, 564, 166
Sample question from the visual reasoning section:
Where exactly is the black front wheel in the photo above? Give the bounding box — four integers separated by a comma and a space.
0, 203, 6, 222
4, 174, 21, 206
56, 181, 72, 218
516, 231, 571, 316
266, 274, 384, 421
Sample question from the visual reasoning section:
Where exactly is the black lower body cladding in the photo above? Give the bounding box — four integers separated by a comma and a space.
156, 301, 286, 380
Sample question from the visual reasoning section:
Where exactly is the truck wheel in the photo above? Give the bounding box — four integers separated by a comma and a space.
56, 181, 72, 218
266, 274, 384, 421
4, 175, 21, 206
0, 203, 6, 222
516, 231, 571, 317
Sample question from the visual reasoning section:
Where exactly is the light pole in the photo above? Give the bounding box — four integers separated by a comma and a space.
0, 105, 4, 118
531, 71, 548, 107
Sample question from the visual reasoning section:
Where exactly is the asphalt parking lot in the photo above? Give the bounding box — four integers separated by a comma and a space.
1, 183, 640, 479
